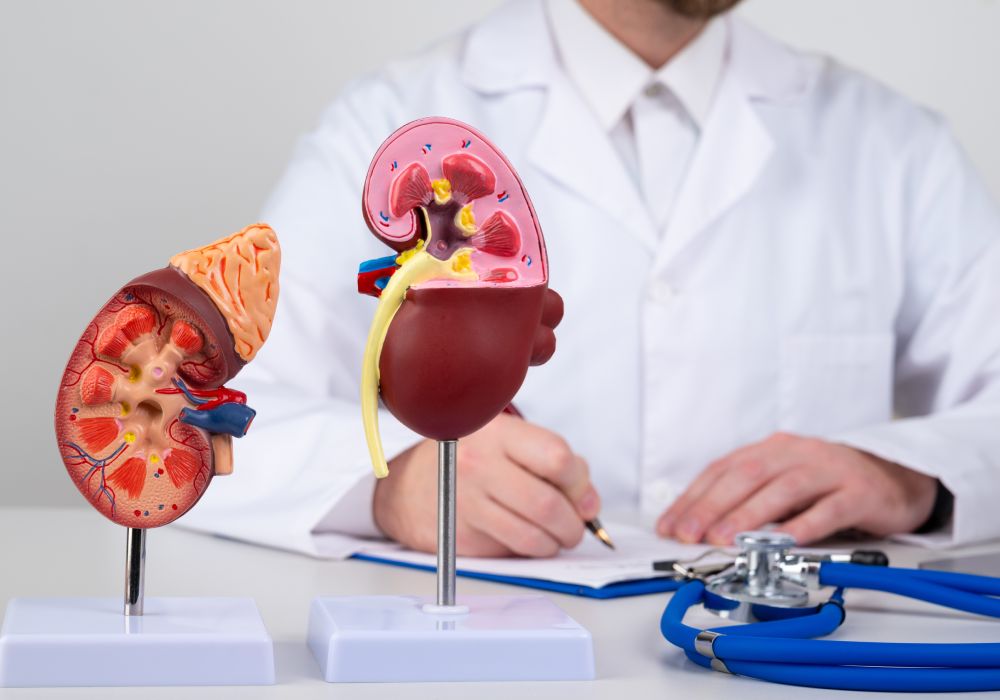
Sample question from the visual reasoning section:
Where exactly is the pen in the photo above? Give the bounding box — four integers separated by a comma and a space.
586, 518, 615, 550
502, 404, 616, 550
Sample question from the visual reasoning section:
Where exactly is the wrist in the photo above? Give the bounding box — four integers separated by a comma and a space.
371, 445, 412, 539
371, 475, 394, 539
915, 480, 954, 534
857, 449, 938, 534
371, 438, 434, 544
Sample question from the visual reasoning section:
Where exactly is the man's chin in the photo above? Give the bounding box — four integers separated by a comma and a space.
652, 0, 743, 19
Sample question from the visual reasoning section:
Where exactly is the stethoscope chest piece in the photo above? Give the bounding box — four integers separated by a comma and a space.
704, 531, 812, 621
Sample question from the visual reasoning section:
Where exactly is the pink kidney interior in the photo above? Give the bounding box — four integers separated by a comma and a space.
362, 117, 547, 289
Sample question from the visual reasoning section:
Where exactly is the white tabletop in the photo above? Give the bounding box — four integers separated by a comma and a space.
1, 507, 998, 699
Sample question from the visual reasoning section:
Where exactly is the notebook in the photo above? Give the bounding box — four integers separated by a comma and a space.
349, 522, 733, 599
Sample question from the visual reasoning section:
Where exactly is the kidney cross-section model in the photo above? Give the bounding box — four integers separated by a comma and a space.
359, 117, 563, 478
54, 224, 280, 528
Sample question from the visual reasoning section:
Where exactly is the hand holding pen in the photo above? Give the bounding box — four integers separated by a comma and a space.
374, 409, 611, 557
503, 404, 615, 550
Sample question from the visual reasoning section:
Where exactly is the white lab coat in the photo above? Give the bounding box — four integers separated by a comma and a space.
183, 0, 1000, 552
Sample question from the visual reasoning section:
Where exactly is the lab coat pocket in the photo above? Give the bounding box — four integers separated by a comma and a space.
778, 334, 894, 437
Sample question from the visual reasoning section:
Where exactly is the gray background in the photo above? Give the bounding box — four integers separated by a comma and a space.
2, 0, 998, 507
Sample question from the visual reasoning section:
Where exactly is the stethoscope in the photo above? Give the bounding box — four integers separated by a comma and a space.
659, 531, 1000, 692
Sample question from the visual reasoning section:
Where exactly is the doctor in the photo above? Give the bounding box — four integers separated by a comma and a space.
185, 0, 1000, 556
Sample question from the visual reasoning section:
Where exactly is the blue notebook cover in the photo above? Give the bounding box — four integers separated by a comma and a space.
352, 553, 682, 599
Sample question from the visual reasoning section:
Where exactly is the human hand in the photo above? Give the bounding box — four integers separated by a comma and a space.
373, 414, 601, 557
657, 432, 938, 545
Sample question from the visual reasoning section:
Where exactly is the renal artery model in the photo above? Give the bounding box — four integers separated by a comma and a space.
54, 224, 280, 528
359, 117, 563, 478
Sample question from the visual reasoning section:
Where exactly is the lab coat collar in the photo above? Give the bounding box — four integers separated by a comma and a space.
460, 0, 555, 94
545, 0, 727, 131
727, 16, 818, 104
462, 0, 656, 247
460, 0, 812, 102
461, 1, 816, 257
544, 0, 651, 132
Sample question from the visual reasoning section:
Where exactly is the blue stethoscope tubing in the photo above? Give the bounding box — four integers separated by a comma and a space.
660, 562, 1000, 692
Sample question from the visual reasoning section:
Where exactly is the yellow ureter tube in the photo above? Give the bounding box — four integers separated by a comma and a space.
361, 247, 476, 478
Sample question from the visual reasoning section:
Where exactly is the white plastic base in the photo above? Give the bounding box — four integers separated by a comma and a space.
0, 597, 274, 687
308, 595, 594, 682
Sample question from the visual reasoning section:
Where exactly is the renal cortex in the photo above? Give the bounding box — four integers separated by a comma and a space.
54, 224, 280, 528
358, 117, 563, 479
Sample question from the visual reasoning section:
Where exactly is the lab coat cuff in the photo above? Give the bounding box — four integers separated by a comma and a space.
309, 409, 421, 541
831, 420, 994, 547
310, 472, 381, 539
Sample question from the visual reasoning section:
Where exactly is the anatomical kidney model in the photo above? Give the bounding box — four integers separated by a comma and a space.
358, 117, 562, 605
53, 222, 279, 625
1, 224, 282, 688
359, 116, 563, 478
309, 121, 591, 683
55, 224, 280, 531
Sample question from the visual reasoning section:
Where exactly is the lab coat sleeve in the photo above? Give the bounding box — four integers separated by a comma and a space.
179, 82, 424, 556
832, 123, 1000, 547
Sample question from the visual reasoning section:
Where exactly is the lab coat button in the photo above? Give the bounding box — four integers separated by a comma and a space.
648, 282, 676, 305
644, 83, 665, 98
642, 478, 679, 514
649, 479, 677, 503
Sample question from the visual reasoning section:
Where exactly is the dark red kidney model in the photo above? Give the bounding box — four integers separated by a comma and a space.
359, 117, 563, 477
54, 224, 280, 528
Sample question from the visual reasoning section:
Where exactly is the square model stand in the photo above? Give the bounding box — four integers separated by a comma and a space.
308, 441, 595, 682
0, 531, 274, 687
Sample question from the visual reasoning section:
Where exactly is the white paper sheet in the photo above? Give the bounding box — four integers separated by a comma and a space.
353, 522, 735, 588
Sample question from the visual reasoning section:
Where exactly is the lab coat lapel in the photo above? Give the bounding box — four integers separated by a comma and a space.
527, 77, 657, 251
652, 14, 825, 274
460, 5, 805, 260
460, 0, 656, 252
654, 64, 774, 272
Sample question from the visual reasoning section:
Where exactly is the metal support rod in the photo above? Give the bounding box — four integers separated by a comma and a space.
436, 440, 458, 607
124, 527, 146, 616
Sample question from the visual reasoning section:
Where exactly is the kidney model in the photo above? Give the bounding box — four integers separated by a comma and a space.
359, 117, 563, 478
54, 224, 280, 528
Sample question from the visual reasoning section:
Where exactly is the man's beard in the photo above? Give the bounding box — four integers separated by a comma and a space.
656, 0, 743, 19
